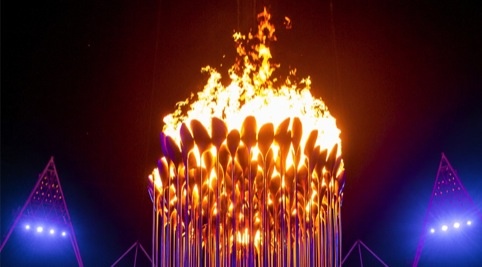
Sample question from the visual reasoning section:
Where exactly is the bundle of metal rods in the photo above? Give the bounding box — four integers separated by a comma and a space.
149, 115, 345, 267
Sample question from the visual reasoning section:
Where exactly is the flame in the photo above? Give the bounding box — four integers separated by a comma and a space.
150, 7, 345, 267
162, 7, 341, 156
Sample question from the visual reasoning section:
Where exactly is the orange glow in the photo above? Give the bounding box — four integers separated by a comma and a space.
162, 8, 341, 159
150, 8, 345, 267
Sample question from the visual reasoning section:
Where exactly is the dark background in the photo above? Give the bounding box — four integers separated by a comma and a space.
2, 0, 481, 266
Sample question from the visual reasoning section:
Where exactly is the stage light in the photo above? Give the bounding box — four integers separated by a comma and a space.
25, 224, 31, 230
61, 231, 67, 237
36, 226, 44, 233
453, 222, 460, 229
441, 225, 448, 231
49, 229, 55, 235
430, 228, 435, 234
467, 220, 472, 226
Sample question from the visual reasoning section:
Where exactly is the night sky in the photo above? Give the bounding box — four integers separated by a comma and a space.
2, 0, 482, 266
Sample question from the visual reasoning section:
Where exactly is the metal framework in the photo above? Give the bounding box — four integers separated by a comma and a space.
149, 116, 345, 267
412, 153, 481, 266
341, 240, 388, 267
111, 241, 152, 267
0, 157, 83, 266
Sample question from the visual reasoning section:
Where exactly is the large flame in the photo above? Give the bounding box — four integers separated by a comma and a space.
162, 8, 341, 156
150, 8, 345, 267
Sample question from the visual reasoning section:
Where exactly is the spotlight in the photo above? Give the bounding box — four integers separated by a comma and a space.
25, 224, 31, 230
36, 226, 44, 233
61, 231, 67, 237
441, 225, 448, 231
49, 229, 55, 235
430, 228, 435, 234
453, 222, 460, 229
467, 220, 472, 226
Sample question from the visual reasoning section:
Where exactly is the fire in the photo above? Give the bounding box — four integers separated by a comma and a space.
162, 8, 341, 156
150, 7, 345, 267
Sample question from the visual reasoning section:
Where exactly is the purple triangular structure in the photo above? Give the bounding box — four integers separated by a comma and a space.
111, 241, 152, 267
0, 157, 83, 266
412, 153, 482, 266
341, 240, 388, 267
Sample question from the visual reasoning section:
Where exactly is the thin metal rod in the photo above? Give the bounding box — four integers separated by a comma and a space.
151, 187, 156, 267
341, 240, 361, 265
0, 159, 47, 252
134, 243, 139, 267
111, 242, 138, 267
358, 243, 363, 267
53, 160, 84, 267
138, 243, 153, 264
359, 241, 388, 267
412, 154, 445, 266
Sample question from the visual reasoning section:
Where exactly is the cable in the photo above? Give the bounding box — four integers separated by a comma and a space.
329, 0, 341, 97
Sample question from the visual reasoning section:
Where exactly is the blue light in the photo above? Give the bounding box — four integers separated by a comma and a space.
22, 222, 71, 238
467, 220, 472, 226
453, 222, 460, 229
441, 225, 448, 231
430, 228, 435, 234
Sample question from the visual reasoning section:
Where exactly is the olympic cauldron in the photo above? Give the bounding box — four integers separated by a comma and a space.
148, 9, 345, 267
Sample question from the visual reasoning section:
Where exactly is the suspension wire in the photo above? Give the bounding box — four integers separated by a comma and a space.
237, 0, 240, 31
141, 0, 163, 256
329, 0, 341, 100
237, 0, 257, 32
145, 0, 163, 174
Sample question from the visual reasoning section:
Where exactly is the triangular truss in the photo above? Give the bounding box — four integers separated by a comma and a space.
0, 157, 83, 266
111, 241, 152, 267
341, 240, 388, 267
412, 153, 482, 266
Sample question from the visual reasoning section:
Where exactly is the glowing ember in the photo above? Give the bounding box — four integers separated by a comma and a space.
149, 8, 345, 267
